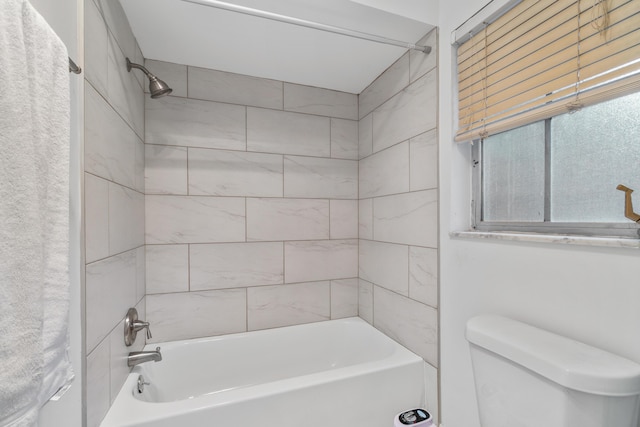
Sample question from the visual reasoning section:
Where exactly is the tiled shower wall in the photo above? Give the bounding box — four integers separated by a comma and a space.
358, 29, 440, 419
143, 61, 360, 342
83, 0, 146, 425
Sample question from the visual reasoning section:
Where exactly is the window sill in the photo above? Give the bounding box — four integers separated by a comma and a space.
450, 230, 640, 249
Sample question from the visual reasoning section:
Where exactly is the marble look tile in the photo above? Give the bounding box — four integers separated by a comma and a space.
246, 198, 329, 241
284, 156, 358, 199
132, 42, 145, 89
424, 361, 439, 424
247, 108, 330, 157
146, 289, 247, 342
146, 96, 246, 150
359, 53, 410, 119
84, 0, 108, 98
146, 195, 245, 244
359, 141, 409, 198
358, 199, 373, 240
330, 200, 358, 239
146, 245, 189, 294
284, 83, 358, 120
358, 113, 373, 159
331, 278, 359, 319
410, 129, 438, 191
134, 138, 144, 193
247, 281, 330, 331
372, 69, 437, 153
135, 246, 146, 303
145, 145, 188, 195
190, 242, 284, 290
284, 239, 358, 283
374, 286, 438, 367
409, 246, 438, 308
410, 29, 438, 84
95, 0, 136, 60
189, 148, 283, 197
85, 83, 137, 189
85, 173, 109, 263
144, 60, 187, 98
107, 33, 144, 138
373, 190, 438, 248
331, 118, 358, 160
85, 250, 138, 352
358, 279, 374, 324
359, 239, 409, 296
109, 315, 141, 404
86, 338, 110, 427
109, 184, 144, 255
188, 66, 283, 109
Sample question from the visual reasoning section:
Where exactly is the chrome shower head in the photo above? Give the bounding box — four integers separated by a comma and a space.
126, 58, 173, 98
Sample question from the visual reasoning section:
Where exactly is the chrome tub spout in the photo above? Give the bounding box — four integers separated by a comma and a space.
127, 347, 162, 367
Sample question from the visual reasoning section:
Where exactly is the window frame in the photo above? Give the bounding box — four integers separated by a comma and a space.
470, 119, 640, 239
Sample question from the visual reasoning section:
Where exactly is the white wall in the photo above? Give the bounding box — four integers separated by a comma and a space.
438, 2, 640, 427
28, 0, 84, 426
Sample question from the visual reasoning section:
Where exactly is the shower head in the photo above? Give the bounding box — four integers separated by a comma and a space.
126, 58, 173, 98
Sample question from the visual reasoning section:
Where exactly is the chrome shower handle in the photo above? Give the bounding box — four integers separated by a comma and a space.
124, 308, 153, 346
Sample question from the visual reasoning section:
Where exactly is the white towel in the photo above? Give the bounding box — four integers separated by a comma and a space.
0, 1, 74, 426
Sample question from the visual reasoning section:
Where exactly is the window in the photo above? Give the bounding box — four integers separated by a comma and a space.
456, 0, 640, 238
472, 91, 640, 238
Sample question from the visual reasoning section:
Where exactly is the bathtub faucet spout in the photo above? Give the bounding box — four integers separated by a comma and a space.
127, 347, 162, 367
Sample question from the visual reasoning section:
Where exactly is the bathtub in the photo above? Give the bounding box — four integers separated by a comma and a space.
101, 317, 426, 427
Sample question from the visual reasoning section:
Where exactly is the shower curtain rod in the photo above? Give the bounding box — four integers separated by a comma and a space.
181, 0, 432, 54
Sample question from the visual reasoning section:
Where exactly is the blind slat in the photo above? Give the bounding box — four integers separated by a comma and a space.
456, 0, 640, 141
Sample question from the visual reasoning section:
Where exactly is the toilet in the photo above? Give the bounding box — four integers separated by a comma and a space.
466, 315, 640, 427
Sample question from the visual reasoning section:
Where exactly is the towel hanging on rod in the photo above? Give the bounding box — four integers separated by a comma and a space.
68, 57, 81, 74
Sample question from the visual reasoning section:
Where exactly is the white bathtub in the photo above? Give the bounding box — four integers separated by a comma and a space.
101, 317, 426, 427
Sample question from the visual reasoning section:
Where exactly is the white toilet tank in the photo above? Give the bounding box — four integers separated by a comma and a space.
466, 315, 640, 427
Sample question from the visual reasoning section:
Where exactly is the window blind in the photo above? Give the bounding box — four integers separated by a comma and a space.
455, 0, 640, 142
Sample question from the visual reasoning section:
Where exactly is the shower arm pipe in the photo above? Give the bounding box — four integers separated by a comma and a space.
180, 0, 432, 54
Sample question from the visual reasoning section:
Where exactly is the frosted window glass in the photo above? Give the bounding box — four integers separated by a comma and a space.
551, 92, 640, 223
483, 122, 546, 222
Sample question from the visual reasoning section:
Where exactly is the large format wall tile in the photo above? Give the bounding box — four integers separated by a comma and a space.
330, 200, 358, 239
247, 108, 330, 157
410, 130, 438, 192
147, 289, 247, 342
409, 246, 438, 308
331, 278, 358, 319
359, 141, 409, 198
284, 156, 357, 199
246, 198, 329, 241
410, 29, 437, 84
86, 339, 109, 427
189, 66, 283, 109
190, 242, 284, 290
330, 118, 358, 160
145, 145, 188, 195
146, 96, 246, 150
284, 83, 358, 120
247, 281, 331, 330
85, 83, 138, 189
108, 183, 144, 255
358, 279, 374, 324
372, 69, 437, 153
189, 148, 283, 197
146, 195, 245, 244
84, 0, 108, 97
374, 286, 438, 367
359, 239, 409, 296
284, 239, 358, 283
85, 250, 138, 352
373, 190, 438, 248
85, 173, 109, 263
359, 53, 410, 120
146, 245, 189, 294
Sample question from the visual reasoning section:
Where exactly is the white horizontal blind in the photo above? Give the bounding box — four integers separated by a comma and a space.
456, 0, 640, 142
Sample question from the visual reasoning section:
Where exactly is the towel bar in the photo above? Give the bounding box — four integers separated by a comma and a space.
68, 57, 81, 74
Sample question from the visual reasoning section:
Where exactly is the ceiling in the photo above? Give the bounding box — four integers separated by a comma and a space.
119, 0, 436, 94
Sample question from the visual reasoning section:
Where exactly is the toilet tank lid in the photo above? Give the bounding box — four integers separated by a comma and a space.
466, 315, 640, 396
